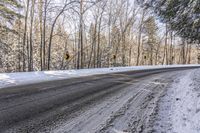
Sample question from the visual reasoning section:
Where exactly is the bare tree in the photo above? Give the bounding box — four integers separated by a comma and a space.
22, 0, 30, 71
28, 0, 36, 71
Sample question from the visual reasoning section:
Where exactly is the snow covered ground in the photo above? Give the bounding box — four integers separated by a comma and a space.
0, 65, 199, 89
153, 69, 200, 133
0, 66, 199, 132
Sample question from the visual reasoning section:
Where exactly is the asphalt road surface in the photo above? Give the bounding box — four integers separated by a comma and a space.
0, 67, 199, 133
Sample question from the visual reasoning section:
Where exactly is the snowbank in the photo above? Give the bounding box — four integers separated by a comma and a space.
0, 65, 199, 89
153, 69, 200, 133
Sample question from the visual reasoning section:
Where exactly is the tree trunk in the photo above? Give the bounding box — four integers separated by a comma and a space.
162, 24, 168, 65
136, 10, 145, 66
39, 0, 43, 71
43, 0, 47, 70
28, 0, 35, 71
22, 0, 30, 72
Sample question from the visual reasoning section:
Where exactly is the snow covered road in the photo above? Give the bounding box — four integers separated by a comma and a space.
0, 65, 199, 89
0, 67, 199, 133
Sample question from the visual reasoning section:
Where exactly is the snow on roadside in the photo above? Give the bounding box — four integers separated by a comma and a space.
153, 69, 200, 133
0, 65, 199, 89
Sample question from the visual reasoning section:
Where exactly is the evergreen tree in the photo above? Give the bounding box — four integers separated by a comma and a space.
0, 0, 22, 33
143, 16, 158, 65
142, 0, 200, 43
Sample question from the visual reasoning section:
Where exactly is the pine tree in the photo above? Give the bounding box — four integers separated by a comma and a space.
143, 16, 158, 65
143, 0, 200, 43
0, 0, 22, 33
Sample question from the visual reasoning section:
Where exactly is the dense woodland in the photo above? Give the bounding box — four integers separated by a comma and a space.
0, 0, 199, 72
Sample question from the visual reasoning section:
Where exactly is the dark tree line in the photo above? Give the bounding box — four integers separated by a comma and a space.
142, 0, 200, 43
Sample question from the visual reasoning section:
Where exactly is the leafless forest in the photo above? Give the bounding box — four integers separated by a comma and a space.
0, 0, 199, 73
